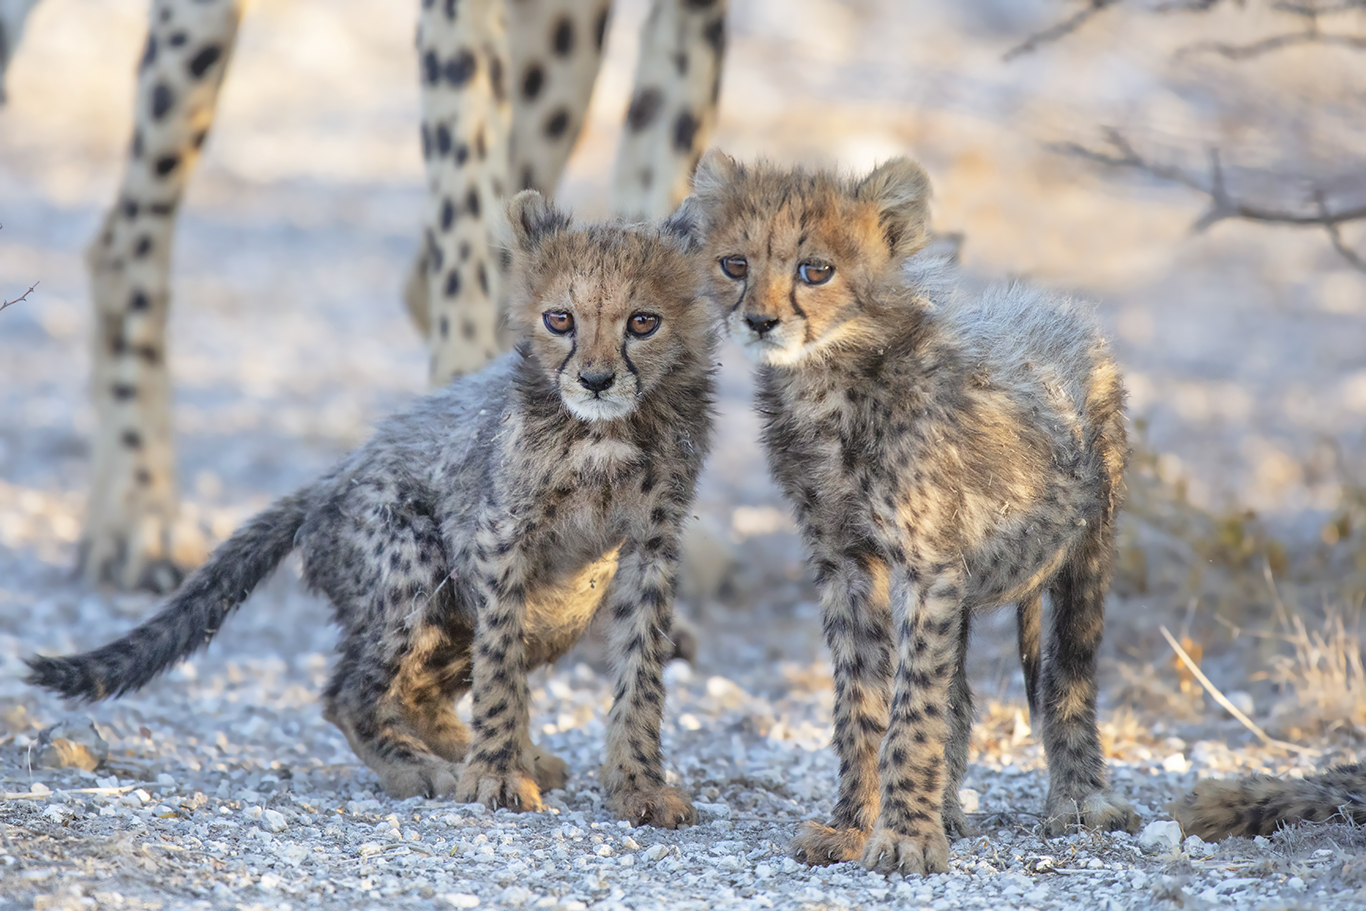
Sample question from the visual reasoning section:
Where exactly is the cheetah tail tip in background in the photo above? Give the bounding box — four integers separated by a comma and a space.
25, 492, 311, 703
1171, 763, 1366, 841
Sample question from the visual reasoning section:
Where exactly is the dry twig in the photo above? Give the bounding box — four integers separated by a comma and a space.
1004, 0, 1124, 60
1159, 624, 1321, 756
1055, 130, 1366, 271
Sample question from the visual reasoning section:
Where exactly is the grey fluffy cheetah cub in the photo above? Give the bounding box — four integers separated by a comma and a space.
29, 192, 713, 827
689, 151, 1138, 873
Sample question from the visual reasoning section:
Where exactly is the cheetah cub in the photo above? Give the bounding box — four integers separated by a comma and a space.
689, 151, 1138, 873
29, 192, 713, 827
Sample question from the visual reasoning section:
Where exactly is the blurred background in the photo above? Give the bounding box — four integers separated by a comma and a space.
2, 0, 1364, 758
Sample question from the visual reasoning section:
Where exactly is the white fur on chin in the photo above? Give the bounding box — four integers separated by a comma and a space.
563, 391, 637, 422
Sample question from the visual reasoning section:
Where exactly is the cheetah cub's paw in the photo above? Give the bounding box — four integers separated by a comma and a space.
1044, 790, 1140, 837
790, 821, 869, 866
372, 754, 463, 799
455, 763, 543, 812
526, 745, 569, 793
859, 827, 950, 875
607, 785, 696, 829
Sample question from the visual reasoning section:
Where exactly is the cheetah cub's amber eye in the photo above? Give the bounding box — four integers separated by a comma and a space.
543, 310, 574, 335
798, 262, 834, 285
719, 255, 748, 280
627, 313, 661, 338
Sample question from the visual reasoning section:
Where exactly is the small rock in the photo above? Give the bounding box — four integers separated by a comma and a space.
957, 788, 980, 814
261, 809, 288, 833
1161, 753, 1190, 774
694, 801, 731, 820
1287, 877, 1306, 891
33, 717, 108, 772
1139, 820, 1183, 853
1183, 834, 1214, 858
643, 844, 669, 862
442, 894, 479, 909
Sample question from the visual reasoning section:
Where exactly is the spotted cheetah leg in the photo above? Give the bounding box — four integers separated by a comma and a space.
405, 1, 613, 360
1040, 522, 1139, 836
612, 0, 728, 219
416, 0, 513, 381
792, 552, 891, 865
859, 563, 964, 876
940, 604, 975, 840
600, 524, 696, 829
454, 514, 547, 812
0, 0, 41, 103
81, 0, 242, 591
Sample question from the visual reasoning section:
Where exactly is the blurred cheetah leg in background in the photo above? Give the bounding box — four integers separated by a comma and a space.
0, 0, 42, 102
612, 0, 728, 220
416, 0, 513, 381
83, 0, 243, 591
413, 0, 612, 378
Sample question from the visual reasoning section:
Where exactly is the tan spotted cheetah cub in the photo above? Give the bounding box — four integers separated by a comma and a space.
29, 192, 712, 827
689, 151, 1138, 873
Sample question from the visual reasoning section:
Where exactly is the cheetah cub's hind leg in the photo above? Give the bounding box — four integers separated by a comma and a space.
1039, 523, 1139, 836
324, 622, 474, 800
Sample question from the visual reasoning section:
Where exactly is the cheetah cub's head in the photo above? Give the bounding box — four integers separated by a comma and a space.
504, 191, 708, 422
689, 150, 932, 367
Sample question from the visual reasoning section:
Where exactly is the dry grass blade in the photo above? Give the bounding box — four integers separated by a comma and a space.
1158, 624, 1321, 757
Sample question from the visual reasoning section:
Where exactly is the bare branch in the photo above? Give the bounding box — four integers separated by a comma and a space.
1178, 30, 1366, 58
1056, 130, 1366, 271
0, 223, 39, 313
1003, 0, 1125, 61
0, 281, 37, 315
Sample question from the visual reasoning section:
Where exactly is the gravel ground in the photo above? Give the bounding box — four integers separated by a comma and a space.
3, 1, 1365, 909
4, 581, 1364, 911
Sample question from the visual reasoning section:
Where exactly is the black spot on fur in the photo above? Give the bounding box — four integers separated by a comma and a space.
187, 45, 222, 80
626, 89, 662, 132
672, 111, 699, 153
522, 64, 544, 100
552, 17, 575, 56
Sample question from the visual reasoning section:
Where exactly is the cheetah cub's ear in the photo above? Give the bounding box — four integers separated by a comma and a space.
505, 190, 572, 253
854, 158, 933, 261
691, 148, 742, 202
661, 196, 705, 253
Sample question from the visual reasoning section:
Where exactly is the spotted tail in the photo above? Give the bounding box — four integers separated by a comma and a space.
27, 491, 310, 701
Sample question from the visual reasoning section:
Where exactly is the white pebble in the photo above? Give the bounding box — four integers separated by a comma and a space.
358, 842, 383, 856
261, 809, 288, 833
442, 894, 479, 908
1138, 820, 1183, 853
694, 801, 730, 820
957, 788, 980, 814
643, 844, 669, 862
1161, 753, 1190, 774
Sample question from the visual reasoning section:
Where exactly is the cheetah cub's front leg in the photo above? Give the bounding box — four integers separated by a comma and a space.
790, 554, 892, 865
455, 517, 547, 812
599, 527, 697, 829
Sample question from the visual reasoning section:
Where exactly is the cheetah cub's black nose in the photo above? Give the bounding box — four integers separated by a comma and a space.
578, 369, 616, 393
745, 314, 780, 336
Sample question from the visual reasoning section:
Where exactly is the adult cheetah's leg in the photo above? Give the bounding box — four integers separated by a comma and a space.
1039, 522, 1139, 836
82, 0, 242, 591
417, 0, 513, 381
0, 0, 41, 103
858, 563, 965, 876
792, 554, 892, 865
612, 0, 728, 219
405, 1, 614, 354
600, 529, 696, 829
